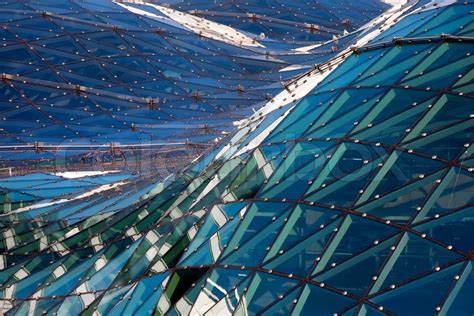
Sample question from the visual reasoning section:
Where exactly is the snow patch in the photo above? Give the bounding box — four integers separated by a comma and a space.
116, 1, 264, 48
12, 181, 129, 214
54, 170, 120, 179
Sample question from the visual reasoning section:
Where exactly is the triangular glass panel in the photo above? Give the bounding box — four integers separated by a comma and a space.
376, 232, 462, 292
292, 283, 356, 315
244, 272, 299, 314
413, 206, 474, 253
312, 215, 398, 275
371, 262, 462, 315
314, 236, 397, 297
264, 219, 341, 277
220, 208, 290, 266
260, 285, 301, 315
356, 169, 443, 223
264, 204, 342, 260
221, 201, 291, 257
442, 262, 474, 316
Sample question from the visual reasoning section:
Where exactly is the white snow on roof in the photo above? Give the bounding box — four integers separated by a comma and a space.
116, 1, 265, 48
354, 0, 411, 47
279, 64, 312, 72
54, 170, 120, 179
12, 181, 129, 214
381, 0, 407, 5
293, 42, 323, 53
411, 0, 457, 13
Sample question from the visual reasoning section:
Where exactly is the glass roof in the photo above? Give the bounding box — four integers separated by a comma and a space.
0, 0, 393, 168
0, 0, 472, 315
165, 0, 389, 44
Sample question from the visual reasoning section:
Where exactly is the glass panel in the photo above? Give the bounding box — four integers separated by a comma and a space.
292, 284, 355, 315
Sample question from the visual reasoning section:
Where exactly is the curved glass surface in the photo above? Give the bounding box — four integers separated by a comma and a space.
0, 1, 472, 315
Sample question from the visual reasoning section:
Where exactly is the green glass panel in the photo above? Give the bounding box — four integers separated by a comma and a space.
312, 215, 398, 275
371, 263, 462, 315
264, 219, 341, 277
314, 237, 396, 297
244, 272, 299, 314
261, 285, 301, 316
292, 283, 355, 315
377, 233, 462, 291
